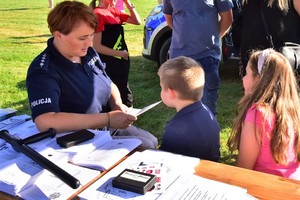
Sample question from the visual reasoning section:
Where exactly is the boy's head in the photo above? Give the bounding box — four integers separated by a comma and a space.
157, 56, 204, 106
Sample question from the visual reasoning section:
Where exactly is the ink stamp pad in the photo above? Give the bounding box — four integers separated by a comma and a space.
112, 169, 157, 194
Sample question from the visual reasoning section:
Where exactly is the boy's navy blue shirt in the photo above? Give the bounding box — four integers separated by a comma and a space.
159, 101, 220, 162
26, 38, 111, 121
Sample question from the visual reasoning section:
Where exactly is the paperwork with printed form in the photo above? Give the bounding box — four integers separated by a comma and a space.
79, 150, 253, 200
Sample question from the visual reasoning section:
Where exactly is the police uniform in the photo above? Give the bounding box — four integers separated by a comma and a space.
26, 38, 111, 120
26, 38, 158, 150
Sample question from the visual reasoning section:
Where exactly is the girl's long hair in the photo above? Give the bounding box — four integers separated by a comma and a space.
228, 49, 300, 165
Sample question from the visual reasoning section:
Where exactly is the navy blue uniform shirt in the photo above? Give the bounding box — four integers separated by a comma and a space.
159, 101, 220, 162
26, 38, 112, 121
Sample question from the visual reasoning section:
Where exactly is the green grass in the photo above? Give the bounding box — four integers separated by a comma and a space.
0, 0, 243, 165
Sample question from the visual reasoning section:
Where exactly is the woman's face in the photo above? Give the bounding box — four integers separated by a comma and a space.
242, 63, 259, 95
56, 21, 95, 59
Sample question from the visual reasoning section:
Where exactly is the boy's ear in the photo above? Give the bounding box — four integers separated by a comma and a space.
167, 88, 177, 99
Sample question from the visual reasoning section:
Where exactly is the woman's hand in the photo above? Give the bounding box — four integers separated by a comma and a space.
108, 110, 137, 129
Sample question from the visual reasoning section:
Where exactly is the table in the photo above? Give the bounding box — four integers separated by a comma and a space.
1, 155, 300, 199
195, 160, 300, 200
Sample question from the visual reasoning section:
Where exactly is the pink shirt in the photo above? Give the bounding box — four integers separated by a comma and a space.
245, 105, 300, 180
115, 0, 124, 12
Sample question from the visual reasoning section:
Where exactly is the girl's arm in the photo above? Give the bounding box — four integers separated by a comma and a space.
236, 121, 261, 169
123, 0, 141, 25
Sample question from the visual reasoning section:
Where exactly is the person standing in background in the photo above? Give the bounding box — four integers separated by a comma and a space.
90, 0, 141, 108
162, 0, 233, 116
239, 0, 300, 77
48, 0, 53, 8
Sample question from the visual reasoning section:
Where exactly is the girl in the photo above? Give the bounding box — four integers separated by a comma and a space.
90, 0, 141, 108
228, 49, 300, 180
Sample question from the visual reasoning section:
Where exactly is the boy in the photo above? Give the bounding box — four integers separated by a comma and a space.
158, 56, 220, 161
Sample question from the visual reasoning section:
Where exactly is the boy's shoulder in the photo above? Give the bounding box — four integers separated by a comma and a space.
176, 101, 206, 116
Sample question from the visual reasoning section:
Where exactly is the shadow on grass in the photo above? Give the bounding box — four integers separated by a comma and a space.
9, 34, 51, 44
0, 7, 44, 12
8, 98, 31, 116
10, 34, 52, 40
1, 80, 31, 115
16, 80, 27, 91
14, 80, 31, 114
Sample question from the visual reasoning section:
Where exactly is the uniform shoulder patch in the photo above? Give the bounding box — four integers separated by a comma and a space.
37, 53, 49, 70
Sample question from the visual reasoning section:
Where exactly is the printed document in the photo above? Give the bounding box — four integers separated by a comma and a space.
127, 101, 162, 116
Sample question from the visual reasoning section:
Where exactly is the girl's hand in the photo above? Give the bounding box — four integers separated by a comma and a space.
119, 50, 129, 60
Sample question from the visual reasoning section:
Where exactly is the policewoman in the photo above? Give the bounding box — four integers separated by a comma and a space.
26, 1, 157, 150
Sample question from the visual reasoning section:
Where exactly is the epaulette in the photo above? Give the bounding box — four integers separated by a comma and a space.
37, 52, 50, 70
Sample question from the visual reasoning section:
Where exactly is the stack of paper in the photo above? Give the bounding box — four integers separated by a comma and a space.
0, 145, 44, 196
0, 114, 31, 130
70, 138, 142, 171
54, 130, 141, 171
0, 108, 17, 121
18, 159, 100, 200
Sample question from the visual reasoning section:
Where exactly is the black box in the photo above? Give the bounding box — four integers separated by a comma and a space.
112, 169, 157, 195
56, 129, 95, 148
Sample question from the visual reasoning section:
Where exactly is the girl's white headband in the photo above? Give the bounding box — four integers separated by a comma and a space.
257, 49, 271, 75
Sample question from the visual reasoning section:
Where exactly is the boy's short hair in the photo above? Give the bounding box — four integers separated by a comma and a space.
158, 56, 204, 101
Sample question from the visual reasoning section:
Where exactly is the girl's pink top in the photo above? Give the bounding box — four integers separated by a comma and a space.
115, 0, 124, 11
245, 105, 300, 180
